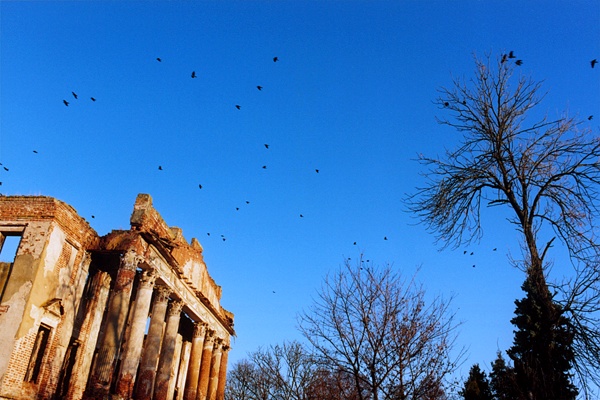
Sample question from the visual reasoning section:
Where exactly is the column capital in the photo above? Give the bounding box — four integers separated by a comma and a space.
168, 300, 184, 316
139, 268, 157, 289
193, 322, 208, 338
121, 249, 142, 271
155, 285, 172, 303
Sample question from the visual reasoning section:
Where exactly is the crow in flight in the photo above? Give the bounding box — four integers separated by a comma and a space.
257, 85, 263, 90
589, 115, 594, 120
515, 60, 523, 66
72, 92, 78, 99
509, 51, 516, 59
156, 57, 162, 62
91, 97, 96, 102
158, 166, 163, 171
235, 105, 241, 110
315, 169, 319, 173
191, 71, 197, 78
63, 100, 69, 106
262, 165, 267, 169
501, 54, 508, 63
264, 144, 269, 149
592, 59, 598, 68
273, 56, 278, 62
199, 184, 202, 189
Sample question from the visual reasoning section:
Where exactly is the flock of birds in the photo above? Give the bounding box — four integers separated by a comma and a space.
52, 55, 392, 246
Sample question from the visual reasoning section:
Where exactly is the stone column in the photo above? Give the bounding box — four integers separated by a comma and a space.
167, 334, 183, 400
207, 339, 223, 400
135, 285, 172, 399
154, 299, 184, 400
176, 341, 192, 400
114, 268, 157, 399
196, 330, 214, 400
215, 344, 230, 400
67, 271, 112, 400
87, 250, 139, 397
184, 322, 206, 400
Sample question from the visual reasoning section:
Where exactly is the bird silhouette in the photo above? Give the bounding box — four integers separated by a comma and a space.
222, 237, 226, 241
515, 59, 523, 66
384, 236, 388, 240
463, 250, 467, 254
236, 207, 239, 211
493, 248, 497, 251
63, 100, 69, 106
444, 102, 449, 107
262, 165, 267, 169
72, 92, 78, 99
158, 166, 163, 170
3, 167, 8, 172
315, 169, 319, 173
156, 57, 162, 62
235, 105, 241, 110
90, 97, 96, 102
273, 56, 278, 62
353, 242, 357, 245
199, 184, 202, 189
501, 54, 508, 63
91, 215, 95, 219
300, 214, 304, 218
191, 71, 197, 78
470, 252, 474, 255
257, 85, 263, 90
509, 51, 516, 59
207, 233, 210, 236
264, 144, 269, 149
592, 59, 598, 68
589, 115, 594, 120
246, 201, 250, 204
33, 150, 38, 154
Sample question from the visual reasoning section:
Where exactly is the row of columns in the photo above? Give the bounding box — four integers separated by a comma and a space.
84, 251, 230, 400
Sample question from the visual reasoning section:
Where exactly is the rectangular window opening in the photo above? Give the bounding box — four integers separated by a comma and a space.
24, 324, 52, 383
0, 234, 22, 263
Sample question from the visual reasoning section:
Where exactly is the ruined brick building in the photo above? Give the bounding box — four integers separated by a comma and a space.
0, 194, 235, 400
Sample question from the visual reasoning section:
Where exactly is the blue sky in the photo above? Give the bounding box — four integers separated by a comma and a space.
1, 0, 599, 389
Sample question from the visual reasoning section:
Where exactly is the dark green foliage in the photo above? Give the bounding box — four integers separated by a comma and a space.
507, 275, 578, 400
459, 364, 493, 400
489, 352, 522, 400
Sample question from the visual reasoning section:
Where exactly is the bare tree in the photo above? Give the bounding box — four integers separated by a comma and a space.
225, 341, 317, 400
298, 257, 462, 400
249, 341, 317, 400
406, 54, 600, 394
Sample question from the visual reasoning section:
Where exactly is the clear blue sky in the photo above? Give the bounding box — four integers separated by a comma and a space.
1, 0, 599, 389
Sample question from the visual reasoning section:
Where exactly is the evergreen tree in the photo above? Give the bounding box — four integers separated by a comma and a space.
507, 275, 578, 400
489, 352, 522, 400
459, 364, 493, 400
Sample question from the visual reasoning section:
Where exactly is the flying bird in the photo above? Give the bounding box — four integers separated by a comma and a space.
501, 54, 508, 63
273, 56, 278, 62
353, 242, 357, 245
315, 169, 319, 173
90, 97, 96, 102
207, 233, 210, 236
264, 144, 269, 149
3, 167, 8, 171
515, 59, 523, 66
246, 201, 250, 204
72, 92, 78, 99
91, 215, 95, 219
156, 57, 162, 62
158, 166, 163, 171
262, 165, 267, 169
444, 102, 449, 107
384, 236, 388, 240
63, 100, 69, 106
300, 214, 304, 218
592, 59, 598, 68
257, 85, 263, 91
199, 184, 202, 189
589, 115, 594, 120
509, 51, 516, 59
33, 150, 38, 154
236, 207, 239, 211
191, 71, 197, 78
235, 105, 241, 110
493, 248, 497, 251
470, 252, 474, 255
464, 250, 467, 254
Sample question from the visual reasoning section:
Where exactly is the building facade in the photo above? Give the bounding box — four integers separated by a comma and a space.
0, 194, 234, 400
